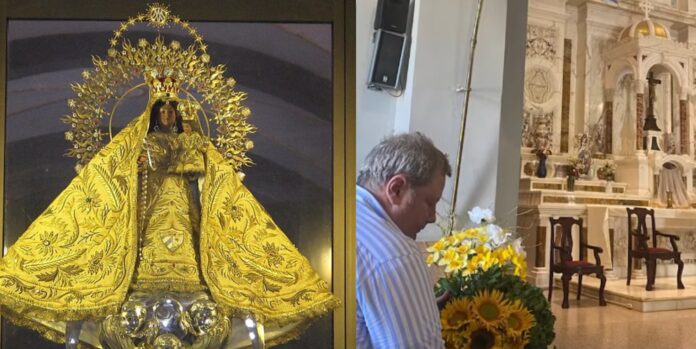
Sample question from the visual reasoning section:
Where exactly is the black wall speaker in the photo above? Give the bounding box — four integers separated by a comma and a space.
368, 29, 407, 90
374, 0, 409, 34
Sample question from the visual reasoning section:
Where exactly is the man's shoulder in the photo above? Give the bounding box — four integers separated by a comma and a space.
356, 214, 419, 262
356, 228, 425, 288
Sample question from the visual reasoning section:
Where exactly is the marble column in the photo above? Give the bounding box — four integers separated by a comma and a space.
680, 99, 688, 154
636, 93, 644, 150
536, 225, 547, 268
604, 101, 613, 154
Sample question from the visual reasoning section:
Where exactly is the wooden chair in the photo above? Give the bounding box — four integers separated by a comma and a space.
548, 217, 607, 309
626, 207, 685, 291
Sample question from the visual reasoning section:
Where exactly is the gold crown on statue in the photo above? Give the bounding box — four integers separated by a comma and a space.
145, 67, 182, 100
66, 3, 256, 170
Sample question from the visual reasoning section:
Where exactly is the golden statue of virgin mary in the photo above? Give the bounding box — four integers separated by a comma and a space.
0, 4, 339, 348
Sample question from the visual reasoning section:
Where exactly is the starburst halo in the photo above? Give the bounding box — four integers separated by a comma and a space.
62, 3, 255, 171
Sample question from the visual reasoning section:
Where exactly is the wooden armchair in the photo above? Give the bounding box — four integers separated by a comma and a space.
626, 207, 685, 291
548, 217, 607, 309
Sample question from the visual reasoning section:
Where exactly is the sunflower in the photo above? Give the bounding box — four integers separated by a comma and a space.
503, 334, 528, 349
443, 329, 468, 349
441, 297, 471, 330
463, 320, 498, 349
505, 300, 535, 339
469, 289, 510, 330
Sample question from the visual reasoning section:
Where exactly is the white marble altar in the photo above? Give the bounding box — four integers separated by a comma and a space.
520, 1, 696, 298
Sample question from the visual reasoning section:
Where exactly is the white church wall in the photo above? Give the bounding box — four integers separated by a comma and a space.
356, 0, 398, 171
404, 0, 478, 241
356, 0, 527, 241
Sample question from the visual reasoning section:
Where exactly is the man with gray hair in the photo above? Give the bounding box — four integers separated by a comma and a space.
356, 132, 451, 349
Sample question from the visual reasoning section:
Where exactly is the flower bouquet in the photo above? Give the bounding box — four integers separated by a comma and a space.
596, 162, 616, 181
427, 208, 555, 349
567, 157, 583, 179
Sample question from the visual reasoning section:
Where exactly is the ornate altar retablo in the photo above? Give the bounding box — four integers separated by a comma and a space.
0, 4, 339, 348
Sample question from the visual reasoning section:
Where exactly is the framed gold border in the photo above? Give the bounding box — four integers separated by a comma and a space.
0, 1, 355, 348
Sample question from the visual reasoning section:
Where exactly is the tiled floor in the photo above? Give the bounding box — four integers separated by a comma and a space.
550, 284, 696, 348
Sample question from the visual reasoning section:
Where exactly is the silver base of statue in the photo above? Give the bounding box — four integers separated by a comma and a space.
65, 291, 265, 349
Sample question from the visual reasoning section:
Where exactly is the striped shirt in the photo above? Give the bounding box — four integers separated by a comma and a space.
356, 185, 444, 349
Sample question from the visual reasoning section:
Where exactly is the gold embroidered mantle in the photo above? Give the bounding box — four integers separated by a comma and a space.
0, 110, 339, 331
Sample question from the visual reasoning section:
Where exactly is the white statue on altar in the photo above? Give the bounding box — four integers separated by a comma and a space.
657, 162, 690, 208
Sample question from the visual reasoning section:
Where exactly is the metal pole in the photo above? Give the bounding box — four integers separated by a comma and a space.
448, 0, 485, 235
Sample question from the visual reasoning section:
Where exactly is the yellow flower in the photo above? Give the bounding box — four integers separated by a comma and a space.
439, 248, 458, 266
498, 245, 514, 261
445, 256, 464, 273
446, 235, 458, 246
462, 320, 498, 349
427, 239, 448, 264
427, 239, 448, 253
512, 255, 528, 279
463, 262, 478, 276
456, 243, 472, 255
459, 228, 479, 240
426, 254, 435, 266
504, 335, 529, 349
505, 300, 535, 338
440, 297, 471, 330
454, 231, 468, 241
469, 289, 510, 330
474, 245, 489, 255
471, 247, 496, 271
442, 329, 468, 349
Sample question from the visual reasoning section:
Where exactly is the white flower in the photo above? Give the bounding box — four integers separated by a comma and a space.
468, 207, 495, 224
511, 237, 526, 257
485, 224, 508, 248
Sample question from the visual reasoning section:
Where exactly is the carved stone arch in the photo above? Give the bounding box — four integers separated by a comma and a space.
641, 54, 686, 92
657, 154, 694, 192
605, 57, 638, 92
657, 155, 691, 172
641, 54, 691, 155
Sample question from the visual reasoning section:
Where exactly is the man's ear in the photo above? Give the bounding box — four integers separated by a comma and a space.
385, 174, 408, 205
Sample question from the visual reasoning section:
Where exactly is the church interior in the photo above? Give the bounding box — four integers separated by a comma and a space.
357, 0, 696, 348
520, 0, 696, 346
